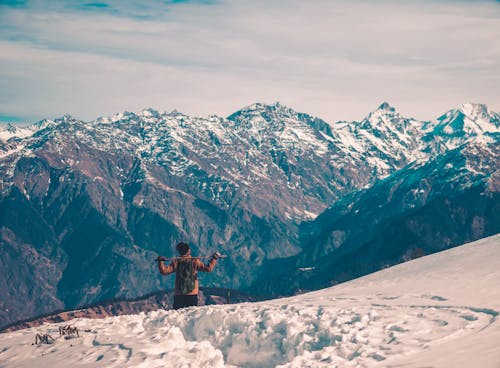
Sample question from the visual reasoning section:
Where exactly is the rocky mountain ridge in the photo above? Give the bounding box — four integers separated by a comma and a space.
3, 102, 497, 219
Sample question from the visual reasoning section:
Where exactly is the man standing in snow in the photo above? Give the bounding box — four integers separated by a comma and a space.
157, 242, 221, 310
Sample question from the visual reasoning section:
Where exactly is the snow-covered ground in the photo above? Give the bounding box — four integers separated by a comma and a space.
1, 234, 499, 368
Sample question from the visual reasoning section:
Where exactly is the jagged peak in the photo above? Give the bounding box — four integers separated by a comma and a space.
439, 103, 491, 120
1, 118, 60, 137
96, 108, 192, 125
361, 102, 406, 126
28, 118, 57, 131
459, 102, 491, 117
100, 110, 138, 123
0, 121, 46, 141
434, 102, 499, 136
53, 114, 78, 124
376, 101, 396, 112
138, 108, 161, 117
230, 101, 296, 116
251, 101, 283, 109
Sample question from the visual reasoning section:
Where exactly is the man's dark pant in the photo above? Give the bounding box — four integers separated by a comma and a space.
173, 294, 198, 310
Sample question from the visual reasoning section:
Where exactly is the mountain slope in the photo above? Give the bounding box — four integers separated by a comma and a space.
252, 140, 499, 296
0, 234, 498, 367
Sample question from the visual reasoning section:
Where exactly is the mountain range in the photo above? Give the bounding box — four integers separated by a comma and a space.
0, 101, 498, 327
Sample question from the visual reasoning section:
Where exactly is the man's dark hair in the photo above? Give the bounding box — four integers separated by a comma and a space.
176, 242, 190, 256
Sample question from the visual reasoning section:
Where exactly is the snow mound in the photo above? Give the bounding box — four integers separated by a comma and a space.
1, 234, 499, 367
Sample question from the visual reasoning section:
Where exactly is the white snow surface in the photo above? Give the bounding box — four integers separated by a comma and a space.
1, 235, 499, 368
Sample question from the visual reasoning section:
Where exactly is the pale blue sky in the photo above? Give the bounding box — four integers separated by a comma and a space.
0, 0, 499, 124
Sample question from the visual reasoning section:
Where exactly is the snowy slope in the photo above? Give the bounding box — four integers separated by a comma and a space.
1, 234, 499, 368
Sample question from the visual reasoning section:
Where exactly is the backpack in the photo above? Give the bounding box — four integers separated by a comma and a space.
176, 259, 196, 294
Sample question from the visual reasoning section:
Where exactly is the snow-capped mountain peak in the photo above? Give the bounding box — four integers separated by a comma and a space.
29, 118, 57, 131
138, 108, 161, 118
53, 114, 78, 124
364, 101, 409, 127
434, 102, 499, 141
333, 102, 428, 173
376, 101, 396, 112
460, 102, 492, 120
0, 119, 58, 141
237, 101, 286, 112
227, 101, 299, 123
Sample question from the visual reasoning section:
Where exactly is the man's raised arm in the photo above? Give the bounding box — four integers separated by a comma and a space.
157, 256, 175, 275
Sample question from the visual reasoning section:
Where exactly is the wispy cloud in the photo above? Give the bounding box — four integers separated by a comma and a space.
0, 0, 499, 123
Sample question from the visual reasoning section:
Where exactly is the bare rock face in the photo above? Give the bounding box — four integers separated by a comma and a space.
0, 102, 498, 327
